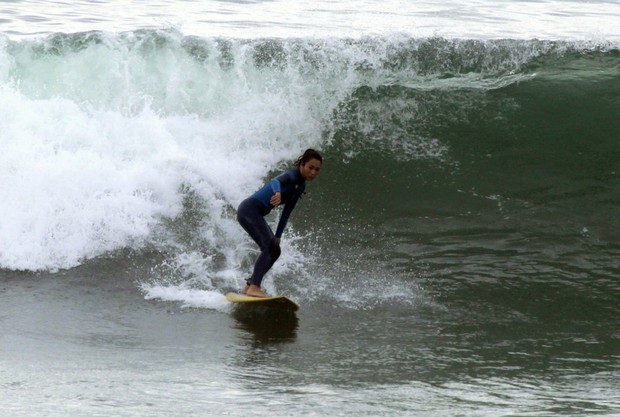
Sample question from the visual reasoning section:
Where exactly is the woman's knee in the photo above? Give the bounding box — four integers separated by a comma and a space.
269, 239, 281, 260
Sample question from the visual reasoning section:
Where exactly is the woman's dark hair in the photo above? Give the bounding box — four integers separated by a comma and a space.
295, 148, 323, 167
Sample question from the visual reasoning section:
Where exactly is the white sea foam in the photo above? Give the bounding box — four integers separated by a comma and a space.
0, 89, 314, 273
0, 35, 330, 272
142, 284, 231, 311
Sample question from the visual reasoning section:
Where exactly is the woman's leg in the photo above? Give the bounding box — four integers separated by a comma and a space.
237, 199, 281, 289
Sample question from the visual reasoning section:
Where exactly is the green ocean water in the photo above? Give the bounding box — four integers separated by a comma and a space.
1, 24, 619, 417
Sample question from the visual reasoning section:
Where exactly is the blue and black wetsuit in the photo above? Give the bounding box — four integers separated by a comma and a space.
237, 168, 306, 287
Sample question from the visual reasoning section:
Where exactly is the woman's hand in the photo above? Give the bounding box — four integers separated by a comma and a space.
270, 192, 282, 206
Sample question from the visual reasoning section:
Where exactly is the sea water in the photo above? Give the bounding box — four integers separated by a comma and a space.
1, 1, 619, 416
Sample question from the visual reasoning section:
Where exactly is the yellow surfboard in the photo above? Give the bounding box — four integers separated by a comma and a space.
225, 292, 299, 312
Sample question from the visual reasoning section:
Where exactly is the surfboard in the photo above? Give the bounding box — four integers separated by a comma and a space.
225, 292, 299, 312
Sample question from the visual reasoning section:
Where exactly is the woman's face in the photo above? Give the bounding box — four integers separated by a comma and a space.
299, 158, 322, 181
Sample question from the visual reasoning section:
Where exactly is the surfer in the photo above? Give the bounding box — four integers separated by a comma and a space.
237, 149, 322, 298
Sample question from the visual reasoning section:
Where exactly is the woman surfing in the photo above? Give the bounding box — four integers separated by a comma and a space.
237, 149, 322, 297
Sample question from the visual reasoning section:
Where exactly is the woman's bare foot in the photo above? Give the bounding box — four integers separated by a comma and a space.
243, 284, 270, 298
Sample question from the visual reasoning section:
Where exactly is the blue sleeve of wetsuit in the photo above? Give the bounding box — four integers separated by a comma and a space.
274, 169, 297, 189
269, 178, 281, 194
275, 184, 305, 238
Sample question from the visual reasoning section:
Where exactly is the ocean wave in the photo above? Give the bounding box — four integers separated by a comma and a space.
1, 30, 618, 276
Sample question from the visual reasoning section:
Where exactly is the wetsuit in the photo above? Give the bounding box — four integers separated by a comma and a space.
237, 168, 306, 287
